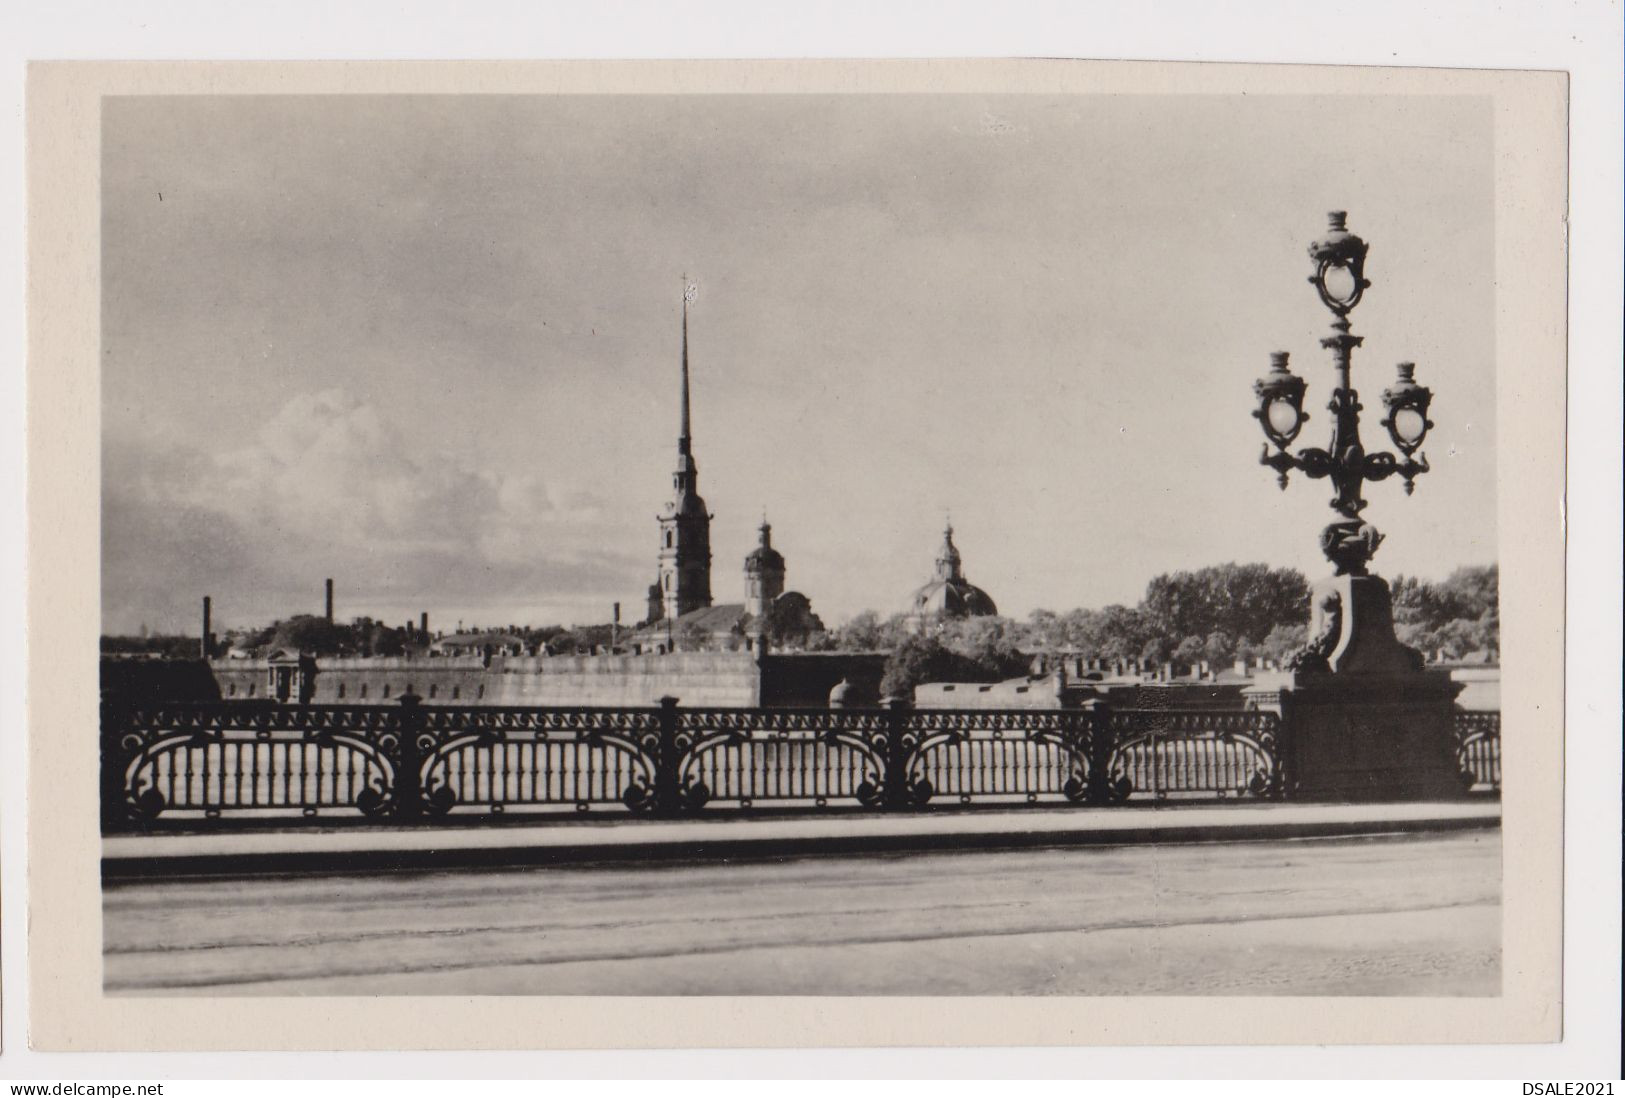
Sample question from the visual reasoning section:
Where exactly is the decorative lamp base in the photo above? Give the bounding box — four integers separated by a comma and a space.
1308, 574, 1424, 674
1247, 572, 1469, 800
1247, 670, 1468, 801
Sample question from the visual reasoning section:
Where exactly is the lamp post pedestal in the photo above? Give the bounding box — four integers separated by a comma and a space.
1247, 667, 1467, 800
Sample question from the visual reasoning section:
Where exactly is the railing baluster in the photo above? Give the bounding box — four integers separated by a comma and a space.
823, 734, 833, 799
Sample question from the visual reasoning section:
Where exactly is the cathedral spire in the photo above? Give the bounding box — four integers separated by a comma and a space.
679, 280, 696, 455
657, 280, 712, 622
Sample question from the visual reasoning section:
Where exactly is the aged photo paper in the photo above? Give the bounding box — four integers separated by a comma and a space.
26, 59, 1566, 1050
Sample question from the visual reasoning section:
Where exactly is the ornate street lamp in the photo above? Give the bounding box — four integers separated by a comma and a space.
1254, 211, 1434, 577
1244, 214, 1468, 800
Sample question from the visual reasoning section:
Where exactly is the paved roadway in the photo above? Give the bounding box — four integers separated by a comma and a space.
103, 829, 1500, 997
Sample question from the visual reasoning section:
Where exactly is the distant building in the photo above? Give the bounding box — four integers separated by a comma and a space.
743, 518, 785, 617
628, 519, 824, 654
264, 648, 318, 704
430, 632, 528, 658
630, 293, 825, 654
645, 290, 714, 625
909, 521, 998, 631
142, 288, 861, 707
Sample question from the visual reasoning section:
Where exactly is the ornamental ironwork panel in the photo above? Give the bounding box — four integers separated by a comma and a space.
904, 709, 1096, 805
1452, 710, 1501, 792
103, 701, 405, 828
675, 707, 890, 808
1102, 709, 1283, 801
413, 705, 662, 815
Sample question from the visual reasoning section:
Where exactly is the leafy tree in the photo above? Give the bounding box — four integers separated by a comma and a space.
1203, 630, 1238, 666
1392, 564, 1498, 658
1260, 623, 1306, 664
1024, 609, 1065, 652
267, 614, 349, 656
1063, 604, 1152, 661
545, 631, 582, 655
367, 622, 406, 657
880, 636, 969, 698
1435, 565, 1498, 624
762, 593, 826, 646
831, 610, 883, 650
1138, 634, 1174, 666
1141, 563, 1309, 646
935, 617, 1028, 678
519, 625, 569, 650
574, 624, 618, 652
801, 629, 839, 652
830, 610, 910, 652
1172, 635, 1206, 668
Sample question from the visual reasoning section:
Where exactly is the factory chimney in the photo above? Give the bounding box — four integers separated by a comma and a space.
201, 596, 212, 660
325, 578, 334, 623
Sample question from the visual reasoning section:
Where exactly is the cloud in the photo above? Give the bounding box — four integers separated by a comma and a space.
103, 388, 643, 633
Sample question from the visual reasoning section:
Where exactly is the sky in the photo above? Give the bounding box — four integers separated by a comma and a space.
101, 93, 1497, 636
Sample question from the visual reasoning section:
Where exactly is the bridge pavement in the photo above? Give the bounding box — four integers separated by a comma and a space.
101, 799, 1500, 876
103, 828, 1499, 997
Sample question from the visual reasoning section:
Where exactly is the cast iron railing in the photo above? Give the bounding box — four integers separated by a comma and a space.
100, 694, 1500, 830
101, 695, 1295, 830
1102, 709, 1284, 801
1452, 710, 1501, 792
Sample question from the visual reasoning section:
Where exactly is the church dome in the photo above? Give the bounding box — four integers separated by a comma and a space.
744, 520, 785, 572
909, 521, 998, 623
746, 544, 784, 570
910, 576, 998, 619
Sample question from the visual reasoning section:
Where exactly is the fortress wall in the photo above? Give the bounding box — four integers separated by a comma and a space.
914, 678, 1064, 709
208, 652, 761, 708
111, 656, 1502, 713
212, 664, 268, 699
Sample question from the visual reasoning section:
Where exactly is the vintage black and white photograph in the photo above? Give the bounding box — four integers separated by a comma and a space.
94, 84, 1513, 1000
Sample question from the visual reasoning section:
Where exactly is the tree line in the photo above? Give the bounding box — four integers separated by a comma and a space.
100, 616, 622, 659
814, 562, 1499, 696
102, 562, 1498, 680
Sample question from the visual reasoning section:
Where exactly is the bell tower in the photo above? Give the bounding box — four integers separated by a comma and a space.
744, 517, 786, 618
935, 520, 964, 582
656, 283, 713, 621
